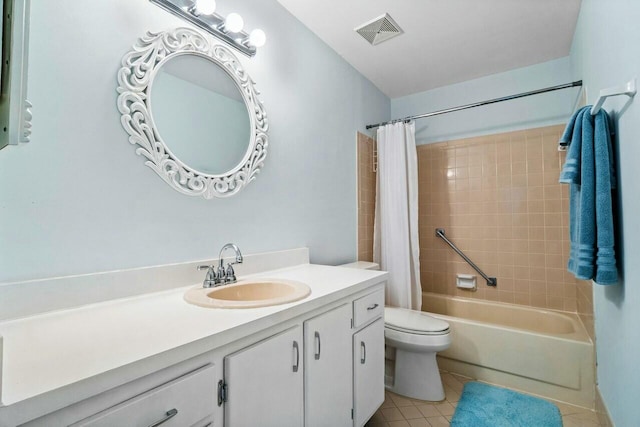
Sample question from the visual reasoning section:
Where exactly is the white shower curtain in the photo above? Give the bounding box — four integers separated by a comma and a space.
373, 122, 422, 310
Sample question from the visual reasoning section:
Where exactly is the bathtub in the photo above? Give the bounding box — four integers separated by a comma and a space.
422, 292, 595, 408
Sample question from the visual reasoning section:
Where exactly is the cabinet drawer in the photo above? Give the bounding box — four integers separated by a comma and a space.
71, 365, 216, 427
353, 288, 384, 328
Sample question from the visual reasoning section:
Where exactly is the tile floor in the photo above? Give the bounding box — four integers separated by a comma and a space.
365, 371, 603, 427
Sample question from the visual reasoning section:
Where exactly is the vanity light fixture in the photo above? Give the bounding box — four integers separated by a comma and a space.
222, 13, 244, 33
249, 29, 267, 48
149, 0, 266, 57
193, 0, 216, 15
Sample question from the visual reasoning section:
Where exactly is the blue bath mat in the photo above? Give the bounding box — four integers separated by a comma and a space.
451, 382, 562, 427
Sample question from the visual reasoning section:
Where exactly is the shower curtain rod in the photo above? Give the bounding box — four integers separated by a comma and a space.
365, 80, 583, 130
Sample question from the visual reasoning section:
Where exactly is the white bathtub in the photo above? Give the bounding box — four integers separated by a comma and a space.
422, 292, 595, 408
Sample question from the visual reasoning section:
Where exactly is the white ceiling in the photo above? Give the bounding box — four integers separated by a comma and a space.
276, 0, 582, 98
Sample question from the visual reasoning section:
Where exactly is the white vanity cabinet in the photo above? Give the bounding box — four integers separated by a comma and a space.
223, 326, 304, 427
220, 288, 385, 427
304, 303, 353, 427
2, 267, 387, 427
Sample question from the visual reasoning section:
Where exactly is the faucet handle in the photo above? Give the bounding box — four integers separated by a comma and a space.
225, 264, 237, 283
198, 265, 219, 288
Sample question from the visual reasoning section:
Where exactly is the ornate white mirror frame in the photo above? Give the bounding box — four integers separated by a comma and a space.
0, 0, 33, 151
116, 27, 268, 198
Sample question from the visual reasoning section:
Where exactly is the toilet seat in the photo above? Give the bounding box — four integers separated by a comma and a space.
384, 307, 450, 335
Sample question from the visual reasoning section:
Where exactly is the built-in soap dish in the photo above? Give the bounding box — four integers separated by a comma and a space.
456, 274, 477, 291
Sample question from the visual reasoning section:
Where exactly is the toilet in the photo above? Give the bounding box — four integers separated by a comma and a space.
384, 306, 451, 401
339, 261, 452, 401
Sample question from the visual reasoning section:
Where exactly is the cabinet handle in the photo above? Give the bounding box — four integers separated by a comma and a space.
148, 408, 178, 427
360, 341, 366, 364
293, 340, 300, 372
217, 380, 226, 407
314, 331, 321, 360
367, 303, 379, 310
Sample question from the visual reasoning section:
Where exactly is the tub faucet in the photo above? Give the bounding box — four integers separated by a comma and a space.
217, 243, 243, 284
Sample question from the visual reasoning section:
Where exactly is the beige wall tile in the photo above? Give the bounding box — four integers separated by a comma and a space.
413, 125, 583, 314
357, 132, 376, 262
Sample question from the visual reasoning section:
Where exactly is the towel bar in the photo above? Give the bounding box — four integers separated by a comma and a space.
591, 78, 636, 115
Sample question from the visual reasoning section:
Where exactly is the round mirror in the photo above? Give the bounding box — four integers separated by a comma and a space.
150, 54, 251, 175
117, 28, 268, 199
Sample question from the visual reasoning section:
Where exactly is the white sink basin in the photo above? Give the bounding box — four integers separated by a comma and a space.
184, 278, 311, 308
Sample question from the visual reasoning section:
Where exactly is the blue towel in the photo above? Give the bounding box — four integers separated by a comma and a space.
559, 106, 617, 285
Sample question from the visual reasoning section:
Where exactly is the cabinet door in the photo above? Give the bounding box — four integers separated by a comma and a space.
224, 326, 303, 427
304, 304, 353, 427
353, 318, 385, 427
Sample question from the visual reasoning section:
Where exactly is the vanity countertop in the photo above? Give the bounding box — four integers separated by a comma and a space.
0, 263, 386, 407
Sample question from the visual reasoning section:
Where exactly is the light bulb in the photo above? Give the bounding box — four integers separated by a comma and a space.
248, 29, 266, 47
194, 0, 216, 15
225, 13, 244, 32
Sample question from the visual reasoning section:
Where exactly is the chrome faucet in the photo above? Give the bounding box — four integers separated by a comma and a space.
217, 243, 243, 284
196, 243, 244, 288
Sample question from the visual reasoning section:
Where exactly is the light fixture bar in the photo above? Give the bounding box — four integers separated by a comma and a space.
149, 0, 257, 57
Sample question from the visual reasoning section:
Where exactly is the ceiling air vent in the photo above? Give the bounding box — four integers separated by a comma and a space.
354, 13, 404, 46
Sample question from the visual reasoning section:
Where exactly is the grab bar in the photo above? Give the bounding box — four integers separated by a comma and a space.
435, 228, 497, 287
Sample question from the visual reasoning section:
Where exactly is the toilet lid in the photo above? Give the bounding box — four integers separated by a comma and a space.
385, 307, 450, 335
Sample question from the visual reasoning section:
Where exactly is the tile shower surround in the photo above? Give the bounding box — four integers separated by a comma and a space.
358, 132, 376, 262
356, 126, 593, 324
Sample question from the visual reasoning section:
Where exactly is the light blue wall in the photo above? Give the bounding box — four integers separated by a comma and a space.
0, 0, 390, 282
570, 1, 640, 425
391, 57, 580, 145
